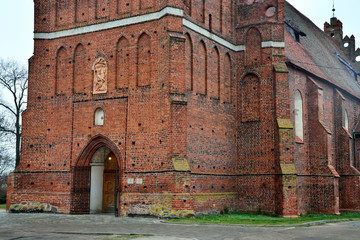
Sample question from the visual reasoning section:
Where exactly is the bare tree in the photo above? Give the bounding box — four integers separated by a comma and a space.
0, 59, 28, 167
0, 147, 13, 176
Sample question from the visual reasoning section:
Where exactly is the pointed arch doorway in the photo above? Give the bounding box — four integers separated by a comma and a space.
71, 135, 122, 216
90, 147, 118, 213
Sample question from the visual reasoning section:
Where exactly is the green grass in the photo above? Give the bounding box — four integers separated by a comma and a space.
106, 235, 150, 240
0, 204, 6, 209
167, 212, 360, 226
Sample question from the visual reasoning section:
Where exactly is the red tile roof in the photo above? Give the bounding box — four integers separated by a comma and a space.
285, 1, 360, 98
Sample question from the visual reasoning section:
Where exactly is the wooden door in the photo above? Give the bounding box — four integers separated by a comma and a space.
102, 171, 115, 213
102, 152, 117, 213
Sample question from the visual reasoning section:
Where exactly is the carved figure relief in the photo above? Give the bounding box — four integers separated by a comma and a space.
93, 57, 108, 94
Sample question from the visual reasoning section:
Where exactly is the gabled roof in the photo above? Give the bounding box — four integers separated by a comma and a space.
285, 1, 360, 98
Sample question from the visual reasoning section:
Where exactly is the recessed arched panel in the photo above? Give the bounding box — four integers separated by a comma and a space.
75, 0, 89, 22
140, 0, 153, 9
185, 33, 193, 91
210, 0, 222, 32
184, 0, 192, 15
194, 40, 207, 94
74, 44, 88, 93
193, 0, 205, 23
116, 37, 130, 89
294, 90, 304, 140
241, 74, 260, 122
137, 33, 151, 86
245, 28, 262, 66
118, 0, 131, 14
56, 47, 71, 95
220, 0, 223, 32
56, 0, 73, 26
96, 0, 110, 19
224, 0, 233, 35
209, 47, 220, 99
223, 53, 232, 103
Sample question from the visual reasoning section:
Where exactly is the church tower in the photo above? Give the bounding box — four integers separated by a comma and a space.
324, 3, 360, 72
8, 0, 300, 217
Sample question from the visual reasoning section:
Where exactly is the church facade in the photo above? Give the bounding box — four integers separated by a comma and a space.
7, 0, 360, 217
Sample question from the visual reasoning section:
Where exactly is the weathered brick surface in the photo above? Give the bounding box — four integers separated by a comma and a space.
7, 0, 360, 217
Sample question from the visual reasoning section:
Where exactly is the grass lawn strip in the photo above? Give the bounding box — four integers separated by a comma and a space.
106, 235, 149, 240
0, 204, 6, 209
167, 212, 360, 226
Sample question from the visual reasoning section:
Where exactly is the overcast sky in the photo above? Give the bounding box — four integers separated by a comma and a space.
0, 0, 359, 66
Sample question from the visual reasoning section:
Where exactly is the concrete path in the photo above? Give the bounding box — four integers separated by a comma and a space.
1, 209, 360, 240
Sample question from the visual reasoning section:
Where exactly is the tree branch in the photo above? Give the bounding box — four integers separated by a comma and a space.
0, 102, 16, 116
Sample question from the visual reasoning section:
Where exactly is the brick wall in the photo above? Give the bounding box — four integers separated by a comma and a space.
9, 0, 360, 217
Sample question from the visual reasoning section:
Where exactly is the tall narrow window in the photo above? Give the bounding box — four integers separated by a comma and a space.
95, 108, 105, 126
344, 109, 349, 131
294, 90, 304, 141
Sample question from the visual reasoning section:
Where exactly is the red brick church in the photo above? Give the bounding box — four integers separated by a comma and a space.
7, 0, 360, 217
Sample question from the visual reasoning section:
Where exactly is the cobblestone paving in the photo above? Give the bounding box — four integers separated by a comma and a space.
1, 210, 360, 240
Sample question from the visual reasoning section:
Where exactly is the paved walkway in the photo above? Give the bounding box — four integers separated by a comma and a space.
1, 209, 360, 240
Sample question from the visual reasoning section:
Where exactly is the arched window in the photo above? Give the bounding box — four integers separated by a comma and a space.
294, 90, 304, 140
95, 108, 105, 126
344, 109, 349, 131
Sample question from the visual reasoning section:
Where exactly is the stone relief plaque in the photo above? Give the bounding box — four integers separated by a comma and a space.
93, 57, 108, 94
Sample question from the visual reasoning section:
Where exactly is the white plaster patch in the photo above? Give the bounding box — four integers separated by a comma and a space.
261, 41, 285, 48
